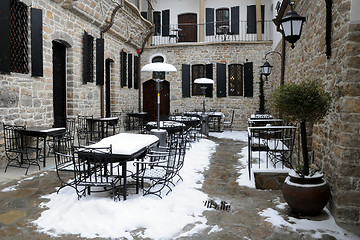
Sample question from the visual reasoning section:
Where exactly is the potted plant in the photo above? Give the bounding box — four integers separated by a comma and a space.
269, 79, 332, 215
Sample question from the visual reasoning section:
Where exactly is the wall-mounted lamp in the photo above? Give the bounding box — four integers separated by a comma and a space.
279, 1, 306, 49
260, 51, 282, 81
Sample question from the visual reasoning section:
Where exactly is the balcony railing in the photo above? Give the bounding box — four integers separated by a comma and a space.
150, 20, 273, 46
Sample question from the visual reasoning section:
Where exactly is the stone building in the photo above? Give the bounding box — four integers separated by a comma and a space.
0, 0, 359, 226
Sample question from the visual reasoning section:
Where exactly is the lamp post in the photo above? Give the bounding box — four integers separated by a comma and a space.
279, 1, 306, 49
260, 51, 282, 82
194, 78, 214, 136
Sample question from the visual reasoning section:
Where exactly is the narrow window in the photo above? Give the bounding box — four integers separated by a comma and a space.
216, 8, 229, 34
228, 64, 243, 96
153, 11, 161, 36
192, 64, 206, 96
10, 0, 29, 74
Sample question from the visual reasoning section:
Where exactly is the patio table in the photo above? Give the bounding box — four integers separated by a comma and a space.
83, 133, 159, 200
168, 116, 200, 129
86, 117, 118, 140
127, 112, 147, 131
184, 111, 224, 132
17, 126, 66, 167
146, 121, 186, 135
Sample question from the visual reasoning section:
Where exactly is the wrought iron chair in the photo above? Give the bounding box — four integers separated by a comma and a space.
223, 110, 235, 131
75, 146, 122, 200
3, 124, 42, 175
133, 139, 179, 198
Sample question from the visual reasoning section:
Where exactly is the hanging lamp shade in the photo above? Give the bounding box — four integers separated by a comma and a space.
279, 5, 306, 49
260, 61, 273, 77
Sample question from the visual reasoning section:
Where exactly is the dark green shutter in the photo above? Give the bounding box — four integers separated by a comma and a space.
247, 5, 256, 34
244, 62, 253, 97
231, 6, 239, 34
216, 63, 226, 98
182, 64, 190, 98
128, 53, 133, 88
120, 50, 127, 87
134, 56, 139, 89
205, 63, 213, 98
162, 9, 170, 36
206, 8, 214, 36
0, 0, 10, 73
96, 38, 104, 85
141, 11, 147, 20
31, 8, 43, 77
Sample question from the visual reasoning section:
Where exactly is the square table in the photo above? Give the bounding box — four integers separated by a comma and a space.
18, 126, 66, 167
85, 133, 159, 200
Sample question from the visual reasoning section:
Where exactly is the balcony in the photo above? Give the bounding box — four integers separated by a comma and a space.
150, 20, 273, 46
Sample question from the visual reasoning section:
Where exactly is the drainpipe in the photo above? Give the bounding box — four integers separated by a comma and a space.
99, 4, 122, 117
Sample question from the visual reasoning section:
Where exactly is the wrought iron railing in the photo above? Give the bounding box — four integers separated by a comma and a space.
150, 20, 273, 46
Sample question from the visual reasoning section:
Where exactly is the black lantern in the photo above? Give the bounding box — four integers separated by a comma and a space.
261, 61, 273, 79
279, 1, 306, 49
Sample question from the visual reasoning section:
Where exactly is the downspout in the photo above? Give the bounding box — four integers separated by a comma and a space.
99, 4, 122, 117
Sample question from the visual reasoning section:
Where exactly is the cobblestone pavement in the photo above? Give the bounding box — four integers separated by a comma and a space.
0, 136, 359, 240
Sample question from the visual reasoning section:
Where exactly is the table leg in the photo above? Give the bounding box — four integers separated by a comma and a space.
43, 136, 47, 167
122, 162, 127, 200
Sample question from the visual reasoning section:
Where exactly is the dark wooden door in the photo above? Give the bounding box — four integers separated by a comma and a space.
52, 41, 66, 128
178, 13, 197, 42
143, 80, 170, 121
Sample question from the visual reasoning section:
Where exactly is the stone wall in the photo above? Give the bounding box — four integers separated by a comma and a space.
140, 42, 273, 130
268, 0, 360, 225
0, 0, 151, 167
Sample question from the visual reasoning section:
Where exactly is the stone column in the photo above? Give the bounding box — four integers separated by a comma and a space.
199, 0, 205, 42
256, 0, 262, 41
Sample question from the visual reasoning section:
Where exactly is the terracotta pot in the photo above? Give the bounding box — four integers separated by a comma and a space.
282, 170, 331, 216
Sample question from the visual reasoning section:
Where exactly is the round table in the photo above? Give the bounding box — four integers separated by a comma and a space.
168, 116, 200, 129
146, 121, 186, 135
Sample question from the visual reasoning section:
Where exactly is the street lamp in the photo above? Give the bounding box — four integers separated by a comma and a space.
279, 1, 306, 49
260, 51, 282, 81
141, 62, 177, 131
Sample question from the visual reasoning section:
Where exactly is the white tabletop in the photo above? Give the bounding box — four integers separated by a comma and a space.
88, 133, 159, 156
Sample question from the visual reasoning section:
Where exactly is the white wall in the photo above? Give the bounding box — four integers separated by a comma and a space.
350, 0, 360, 24
272, 0, 282, 49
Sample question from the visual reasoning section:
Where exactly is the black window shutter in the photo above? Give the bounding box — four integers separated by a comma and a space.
96, 38, 104, 86
141, 11, 147, 20
128, 53, 133, 88
231, 6, 239, 34
31, 8, 43, 77
0, 0, 10, 73
134, 56, 139, 89
216, 63, 226, 98
247, 5, 256, 34
244, 62, 253, 97
206, 8, 214, 36
162, 9, 170, 37
182, 64, 190, 98
83, 31, 94, 84
205, 63, 213, 98
261, 5, 265, 34
120, 50, 127, 87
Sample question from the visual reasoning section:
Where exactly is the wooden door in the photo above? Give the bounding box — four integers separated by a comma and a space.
143, 80, 170, 121
178, 13, 197, 42
52, 41, 66, 128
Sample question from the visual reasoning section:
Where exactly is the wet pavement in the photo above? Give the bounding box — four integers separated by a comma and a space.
0, 135, 359, 240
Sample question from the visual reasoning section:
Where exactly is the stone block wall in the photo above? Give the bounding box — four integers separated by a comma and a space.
140, 42, 272, 130
0, 0, 151, 167
268, 0, 360, 225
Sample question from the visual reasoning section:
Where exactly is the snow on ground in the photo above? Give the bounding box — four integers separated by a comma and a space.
210, 131, 360, 240
31, 131, 359, 240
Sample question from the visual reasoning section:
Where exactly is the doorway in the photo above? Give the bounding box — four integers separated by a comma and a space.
143, 80, 170, 121
178, 13, 197, 42
52, 41, 67, 128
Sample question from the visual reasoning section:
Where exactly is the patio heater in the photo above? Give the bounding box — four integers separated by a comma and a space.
194, 78, 214, 136
141, 62, 177, 146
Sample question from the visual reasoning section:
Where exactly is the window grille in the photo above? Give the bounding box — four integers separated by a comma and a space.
10, 0, 29, 74
228, 64, 243, 96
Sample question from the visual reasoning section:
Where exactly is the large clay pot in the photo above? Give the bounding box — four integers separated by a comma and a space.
282, 170, 331, 216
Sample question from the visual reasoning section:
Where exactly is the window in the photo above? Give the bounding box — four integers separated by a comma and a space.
151, 55, 164, 80
216, 8, 229, 34
153, 11, 161, 36
192, 64, 206, 96
10, 0, 29, 74
228, 64, 243, 96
